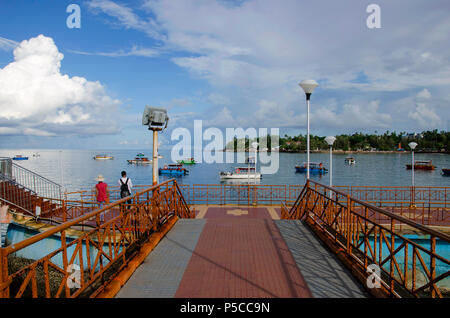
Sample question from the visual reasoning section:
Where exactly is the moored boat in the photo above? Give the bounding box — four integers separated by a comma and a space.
177, 158, 196, 165
127, 153, 152, 164
219, 167, 261, 180
295, 162, 328, 174
345, 157, 356, 165
12, 155, 28, 161
159, 164, 188, 175
93, 154, 114, 160
442, 169, 450, 176
405, 160, 436, 170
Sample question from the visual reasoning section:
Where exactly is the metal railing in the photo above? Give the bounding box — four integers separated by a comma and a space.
283, 180, 450, 298
0, 157, 62, 200
0, 179, 193, 298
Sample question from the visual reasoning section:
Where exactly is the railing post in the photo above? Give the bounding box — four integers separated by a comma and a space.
346, 194, 351, 253
390, 218, 395, 296
0, 247, 8, 298
430, 235, 436, 298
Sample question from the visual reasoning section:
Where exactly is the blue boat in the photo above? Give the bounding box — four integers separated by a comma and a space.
295, 162, 328, 174
12, 155, 28, 161
159, 164, 189, 176
442, 169, 450, 176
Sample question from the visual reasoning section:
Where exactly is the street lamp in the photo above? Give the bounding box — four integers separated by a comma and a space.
251, 142, 258, 185
408, 142, 418, 206
299, 79, 319, 180
325, 136, 336, 194
142, 106, 169, 185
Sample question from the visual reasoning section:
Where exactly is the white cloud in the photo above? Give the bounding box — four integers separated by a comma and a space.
89, 0, 450, 132
0, 34, 121, 136
0, 37, 18, 51
68, 45, 159, 58
87, 0, 164, 40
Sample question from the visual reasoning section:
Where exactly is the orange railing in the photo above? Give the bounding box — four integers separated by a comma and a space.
0, 179, 193, 298
283, 180, 450, 298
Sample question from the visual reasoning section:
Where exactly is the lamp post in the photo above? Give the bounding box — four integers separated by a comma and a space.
325, 136, 336, 196
251, 142, 258, 185
299, 80, 319, 180
251, 141, 258, 205
408, 142, 418, 206
142, 106, 169, 185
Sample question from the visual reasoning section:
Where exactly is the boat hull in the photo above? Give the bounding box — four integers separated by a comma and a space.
12, 157, 28, 161
159, 169, 188, 175
442, 169, 450, 176
127, 160, 152, 164
220, 173, 261, 180
405, 165, 435, 170
295, 166, 328, 174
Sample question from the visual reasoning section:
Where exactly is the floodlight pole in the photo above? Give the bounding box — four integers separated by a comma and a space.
152, 129, 159, 185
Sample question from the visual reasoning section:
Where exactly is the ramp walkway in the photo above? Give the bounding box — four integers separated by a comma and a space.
117, 206, 368, 298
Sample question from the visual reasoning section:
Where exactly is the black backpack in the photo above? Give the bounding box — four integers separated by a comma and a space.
120, 178, 130, 197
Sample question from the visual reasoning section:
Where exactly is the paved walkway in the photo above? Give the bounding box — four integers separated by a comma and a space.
117, 206, 368, 298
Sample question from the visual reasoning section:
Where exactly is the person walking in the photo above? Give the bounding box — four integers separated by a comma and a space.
118, 171, 133, 208
94, 175, 109, 221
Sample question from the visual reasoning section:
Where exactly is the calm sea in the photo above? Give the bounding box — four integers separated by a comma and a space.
1, 149, 449, 192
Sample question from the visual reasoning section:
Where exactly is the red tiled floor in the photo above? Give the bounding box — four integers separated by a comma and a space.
203, 206, 272, 219
175, 215, 312, 298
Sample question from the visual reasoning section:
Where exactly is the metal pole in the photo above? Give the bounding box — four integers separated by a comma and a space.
306, 96, 310, 180
329, 145, 333, 188
412, 150, 415, 188
152, 130, 158, 185
412, 150, 415, 206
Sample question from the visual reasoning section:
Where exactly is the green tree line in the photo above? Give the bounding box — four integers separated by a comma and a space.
225, 130, 450, 152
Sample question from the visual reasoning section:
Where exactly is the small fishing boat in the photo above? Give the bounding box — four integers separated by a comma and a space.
12, 155, 28, 161
93, 154, 114, 160
32, 153, 40, 157
442, 169, 450, 176
219, 167, 261, 180
127, 153, 152, 165
177, 158, 196, 165
245, 157, 256, 164
295, 162, 328, 174
345, 157, 356, 165
405, 160, 436, 170
159, 164, 189, 175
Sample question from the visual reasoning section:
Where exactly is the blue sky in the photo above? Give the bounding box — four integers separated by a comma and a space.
0, 0, 449, 149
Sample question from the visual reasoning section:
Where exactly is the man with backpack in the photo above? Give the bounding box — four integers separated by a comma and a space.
118, 171, 133, 208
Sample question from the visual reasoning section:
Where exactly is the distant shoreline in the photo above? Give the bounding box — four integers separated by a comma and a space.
223, 149, 449, 154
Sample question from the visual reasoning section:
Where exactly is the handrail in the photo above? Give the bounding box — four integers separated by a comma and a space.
0, 178, 193, 298
283, 180, 450, 298
309, 181, 450, 241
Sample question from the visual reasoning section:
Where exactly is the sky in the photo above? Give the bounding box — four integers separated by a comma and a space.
0, 0, 449, 149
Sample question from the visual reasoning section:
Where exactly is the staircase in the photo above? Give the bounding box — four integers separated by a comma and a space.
0, 157, 63, 218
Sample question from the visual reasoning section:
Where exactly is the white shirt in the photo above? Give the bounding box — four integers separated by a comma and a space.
118, 177, 133, 193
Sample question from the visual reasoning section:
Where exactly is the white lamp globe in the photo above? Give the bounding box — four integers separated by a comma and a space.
299, 79, 319, 94
408, 142, 418, 150
325, 136, 336, 146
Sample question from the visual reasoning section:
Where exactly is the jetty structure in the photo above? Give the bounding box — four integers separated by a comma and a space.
0, 101, 449, 299
0, 154, 449, 298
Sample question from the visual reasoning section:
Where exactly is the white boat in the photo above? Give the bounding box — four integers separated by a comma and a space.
345, 157, 356, 165
219, 167, 261, 180
93, 154, 114, 160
